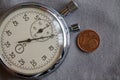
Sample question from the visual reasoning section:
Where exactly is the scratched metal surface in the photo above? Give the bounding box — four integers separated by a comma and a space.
0, 0, 120, 80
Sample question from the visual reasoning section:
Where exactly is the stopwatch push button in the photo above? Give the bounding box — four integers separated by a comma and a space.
70, 24, 80, 32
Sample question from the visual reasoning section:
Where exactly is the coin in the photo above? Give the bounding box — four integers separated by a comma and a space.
77, 30, 100, 53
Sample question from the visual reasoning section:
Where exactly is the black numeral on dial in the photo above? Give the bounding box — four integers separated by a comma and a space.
30, 60, 37, 67
6, 30, 12, 36
13, 21, 18, 26
23, 14, 29, 21
18, 58, 25, 65
34, 15, 41, 20
4, 41, 11, 48
42, 55, 47, 61
9, 52, 15, 59
48, 45, 54, 51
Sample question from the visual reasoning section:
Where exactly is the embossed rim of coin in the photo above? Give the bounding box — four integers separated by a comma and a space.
77, 29, 100, 53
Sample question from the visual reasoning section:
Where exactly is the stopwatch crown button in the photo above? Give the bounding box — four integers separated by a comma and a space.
59, 1, 79, 17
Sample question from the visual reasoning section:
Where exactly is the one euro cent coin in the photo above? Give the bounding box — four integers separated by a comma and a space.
77, 30, 100, 53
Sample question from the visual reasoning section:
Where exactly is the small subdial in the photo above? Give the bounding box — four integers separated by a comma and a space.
30, 19, 53, 42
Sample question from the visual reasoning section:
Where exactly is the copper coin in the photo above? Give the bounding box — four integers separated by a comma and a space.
77, 29, 100, 53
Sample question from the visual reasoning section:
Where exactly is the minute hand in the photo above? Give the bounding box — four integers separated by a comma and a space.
37, 24, 50, 33
18, 34, 56, 43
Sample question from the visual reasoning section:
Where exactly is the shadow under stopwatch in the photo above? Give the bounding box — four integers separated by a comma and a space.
0, 64, 13, 80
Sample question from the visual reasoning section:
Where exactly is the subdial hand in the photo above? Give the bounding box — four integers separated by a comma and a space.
37, 24, 50, 33
18, 34, 56, 43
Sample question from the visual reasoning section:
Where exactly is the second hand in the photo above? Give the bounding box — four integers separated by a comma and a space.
18, 34, 57, 43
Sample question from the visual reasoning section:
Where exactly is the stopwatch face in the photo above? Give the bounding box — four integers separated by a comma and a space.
0, 4, 69, 76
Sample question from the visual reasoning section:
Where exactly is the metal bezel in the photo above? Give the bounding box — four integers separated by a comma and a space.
0, 2, 70, 79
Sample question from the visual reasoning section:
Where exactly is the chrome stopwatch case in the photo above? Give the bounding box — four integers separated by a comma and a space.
0, 1, 79, 79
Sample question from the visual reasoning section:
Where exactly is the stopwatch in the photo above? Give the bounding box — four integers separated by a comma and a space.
0, 1, 79, 79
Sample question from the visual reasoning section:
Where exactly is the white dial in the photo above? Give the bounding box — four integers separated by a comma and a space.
0, 7, 64, 75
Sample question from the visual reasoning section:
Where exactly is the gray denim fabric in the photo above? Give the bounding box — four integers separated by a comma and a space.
0, 0, 120, 80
